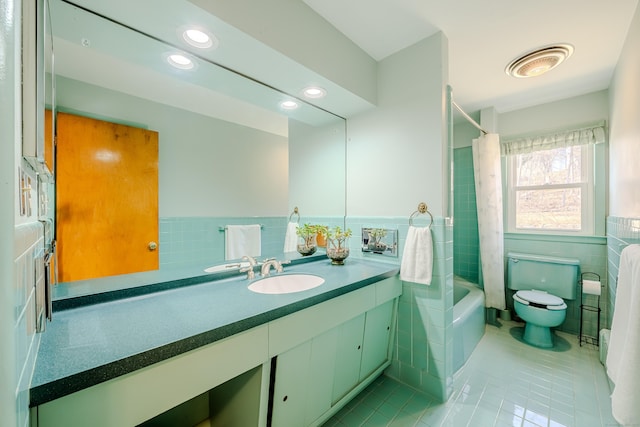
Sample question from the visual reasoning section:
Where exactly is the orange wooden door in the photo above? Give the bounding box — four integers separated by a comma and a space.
56, 112, 159, 282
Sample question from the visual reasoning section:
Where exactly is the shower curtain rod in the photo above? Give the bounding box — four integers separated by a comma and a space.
452, 100, 488, 135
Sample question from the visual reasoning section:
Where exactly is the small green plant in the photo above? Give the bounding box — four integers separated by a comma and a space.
326, 226, 352, 265
296, 223, 322, 255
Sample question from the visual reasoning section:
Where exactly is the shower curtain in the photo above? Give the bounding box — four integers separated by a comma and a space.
472, 133, 506, 310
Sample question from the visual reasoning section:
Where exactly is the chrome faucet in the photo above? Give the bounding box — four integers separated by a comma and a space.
261, 258, 285, 277
240, 255, 258, 280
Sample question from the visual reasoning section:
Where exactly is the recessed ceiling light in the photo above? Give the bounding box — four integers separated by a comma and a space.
166, 53, 194, 70
302, 86, 326, 99
280, 100, 299, 110
182, 28, 218, 49
506, 44, 574, 78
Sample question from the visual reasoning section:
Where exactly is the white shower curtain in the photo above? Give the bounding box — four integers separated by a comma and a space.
472, 133, 506, 310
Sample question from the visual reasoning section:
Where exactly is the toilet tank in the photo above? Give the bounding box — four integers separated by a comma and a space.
507, 252, 580, 300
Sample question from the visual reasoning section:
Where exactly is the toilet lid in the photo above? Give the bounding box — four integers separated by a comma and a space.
515, 290, 566, 310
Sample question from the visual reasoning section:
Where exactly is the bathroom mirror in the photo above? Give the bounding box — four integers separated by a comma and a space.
49, 0, 346, 287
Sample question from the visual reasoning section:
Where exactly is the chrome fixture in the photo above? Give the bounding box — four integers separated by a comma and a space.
260, 258, 287, 277
240, 255, 258, 280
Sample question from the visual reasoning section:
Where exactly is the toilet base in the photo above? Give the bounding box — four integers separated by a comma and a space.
523, 323, 554, 348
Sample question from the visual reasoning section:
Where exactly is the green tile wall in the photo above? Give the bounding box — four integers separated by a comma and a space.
159, 216, 345, 269
453, 147, 479, 283
347, 216, 454, 401
606, 217, 640, 328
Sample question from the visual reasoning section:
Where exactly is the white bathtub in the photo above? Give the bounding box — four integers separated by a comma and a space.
453, 276, 486, 372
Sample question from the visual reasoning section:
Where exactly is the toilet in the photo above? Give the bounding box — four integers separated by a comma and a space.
507, 252, 579, 348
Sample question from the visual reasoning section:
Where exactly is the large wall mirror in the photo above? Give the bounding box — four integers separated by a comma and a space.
49, 0, 347, 288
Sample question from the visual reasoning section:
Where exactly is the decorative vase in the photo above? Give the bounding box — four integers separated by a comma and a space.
326, 237, 350, 265
297, 234, 317, 256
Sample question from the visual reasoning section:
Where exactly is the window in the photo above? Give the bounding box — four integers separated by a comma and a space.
503, 124, 604, 235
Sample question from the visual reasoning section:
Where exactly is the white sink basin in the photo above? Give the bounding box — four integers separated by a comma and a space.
204, 262, 249, 273
248, 274, 325, 294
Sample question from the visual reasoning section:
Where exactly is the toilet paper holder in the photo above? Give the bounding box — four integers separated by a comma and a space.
579, 272, 602, 347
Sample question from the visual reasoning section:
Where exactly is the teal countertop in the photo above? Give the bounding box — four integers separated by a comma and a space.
30, 258, 399, 407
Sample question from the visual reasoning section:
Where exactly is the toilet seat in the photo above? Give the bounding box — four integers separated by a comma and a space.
514, 290, 567, 310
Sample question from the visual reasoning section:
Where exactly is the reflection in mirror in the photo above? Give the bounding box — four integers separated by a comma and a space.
49, 0, 346, 290
361, 228, 398, 258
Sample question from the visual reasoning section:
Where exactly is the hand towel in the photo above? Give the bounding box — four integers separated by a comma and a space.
283, 222, 299, 253
400, 225, 433, 285
607, 244, 640, 425
225, 224, 261, 260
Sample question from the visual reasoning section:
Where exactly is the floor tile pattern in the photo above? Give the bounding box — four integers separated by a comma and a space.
324, 320, 619, 427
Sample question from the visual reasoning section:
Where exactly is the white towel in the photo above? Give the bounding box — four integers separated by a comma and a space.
607, 244, 640, 426
400, 225, 433, 285
283, 222, 299, 253
225, 224, 261, 260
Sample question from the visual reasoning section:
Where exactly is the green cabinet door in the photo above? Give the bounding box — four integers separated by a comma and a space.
272, 328, 339, 427
331, 313, 366, 404
305, 328, 339, 425
272, 340, 312, 427
359, 300, 394, 381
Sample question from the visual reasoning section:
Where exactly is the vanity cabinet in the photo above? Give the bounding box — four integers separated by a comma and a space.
272, 280, 399, 427
32, 275, 401, 427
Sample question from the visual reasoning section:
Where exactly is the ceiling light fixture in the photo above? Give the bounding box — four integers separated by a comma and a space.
505, 44, 574, 78
182, 28, 218, 49
280, 100, 299, 110
166, 53, 195, 70
302, 86, 326, 99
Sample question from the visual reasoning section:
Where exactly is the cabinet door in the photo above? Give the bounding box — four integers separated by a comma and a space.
360, 300, 394, 381
305, 328, 338, 425
272, 341, 311, 427
272, 328, 339, 427
331, 314, 365, 404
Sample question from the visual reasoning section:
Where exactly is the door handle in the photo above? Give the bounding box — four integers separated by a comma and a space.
148, 241, 158, 251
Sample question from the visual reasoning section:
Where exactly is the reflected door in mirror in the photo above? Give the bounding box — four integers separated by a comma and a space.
56, 112, 159, 282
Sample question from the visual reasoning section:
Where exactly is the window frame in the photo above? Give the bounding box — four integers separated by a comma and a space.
505, 143, 595, 236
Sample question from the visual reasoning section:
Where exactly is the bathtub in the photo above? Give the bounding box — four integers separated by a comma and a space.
453, 276, 486, 372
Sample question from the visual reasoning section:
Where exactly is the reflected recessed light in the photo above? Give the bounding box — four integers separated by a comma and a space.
166, 53, 195, 70
302, 86, 326, 99
182, 28, 218, 49
280, 100, 299, 110
506, 44, 574, 78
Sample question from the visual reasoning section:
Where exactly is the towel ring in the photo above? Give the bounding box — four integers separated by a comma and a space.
409, 202, 434, 228
289, 207, 300, 223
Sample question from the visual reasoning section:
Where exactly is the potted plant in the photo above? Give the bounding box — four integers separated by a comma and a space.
325, 226, 352, 265
296, 223, 321, 256
367, 228, 388, 252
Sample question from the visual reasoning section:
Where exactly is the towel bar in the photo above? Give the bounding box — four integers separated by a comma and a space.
409, 202, 434, 228
219, 225, 264, 232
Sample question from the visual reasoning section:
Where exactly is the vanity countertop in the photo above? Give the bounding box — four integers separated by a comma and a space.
30, 258, 399, 407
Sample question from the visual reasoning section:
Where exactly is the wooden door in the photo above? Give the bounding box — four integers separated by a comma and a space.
56, 112, 159, 282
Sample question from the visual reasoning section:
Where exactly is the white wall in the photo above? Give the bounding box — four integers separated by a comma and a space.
499, 90, 609, 138
0, 0, 20, 423
609, 3, 640, 217
288, 119, 346, 217
346, 33, 449, 217
56, 77, 289, 218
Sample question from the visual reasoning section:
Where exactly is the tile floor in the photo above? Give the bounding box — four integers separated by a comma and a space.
323, 319, 619, 427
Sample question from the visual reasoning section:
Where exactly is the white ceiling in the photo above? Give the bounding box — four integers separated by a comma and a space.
304, 0, 639, 114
